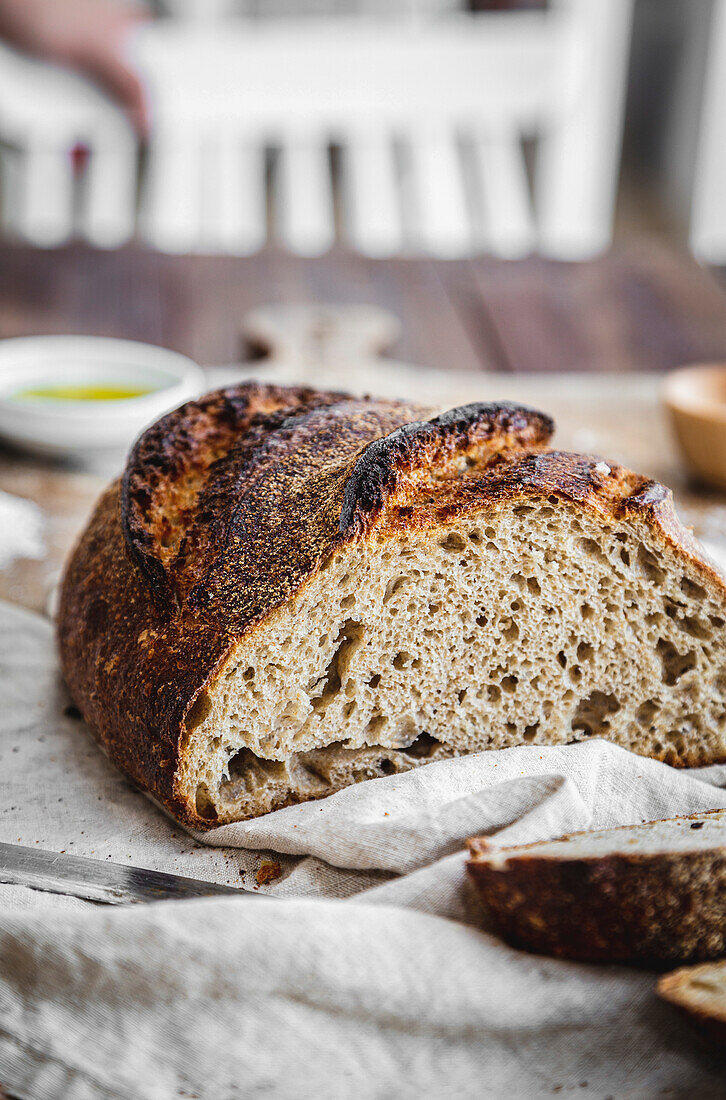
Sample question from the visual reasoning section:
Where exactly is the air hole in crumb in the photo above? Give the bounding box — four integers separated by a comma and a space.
378, 759, 396, 775
527, 577, 541, 596
365, 715, 386, 737
570, 691, 621, 737
195, 784, 217, 820
655, 642, 695, 682
393, 652, 411, 671
405, 732, 441, 758
340, 594, 355, 610
312, 620, 364, 711
501, 675, 518, 694
576, 641, 594, 663
581, 604, 594, 621
680, 577, 706, 600
578, 537, 607, 565
709, 615, 725, 628
637, 546, 665, 586
657, 640, 696, 685
368, 673, 382, 689
557, 650, 567, 669
484, 526, 496, 539
620, 548, 631, 568
522, 722, 539, 743
676, 616, 711, 640
186, 692, 212, 732
458, 689, 467, 704
636, 699, 660, 725
384, 575, 411, 603
469, 531, 482, 544
439, 531, 466, 552
476, 614, 489, 628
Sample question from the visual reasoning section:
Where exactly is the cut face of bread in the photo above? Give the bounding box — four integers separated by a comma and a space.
467, 810, 726, 964
186, 500, 726, 825
57, 383, 726, 830
658, 960, 726, 1045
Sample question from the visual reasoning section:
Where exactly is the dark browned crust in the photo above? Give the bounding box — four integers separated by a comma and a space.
57, 382, 726, 830
467, 813, 726, 966
339, 401, 554, 533
121, 383, 347, 608
658, 963, 726, 1047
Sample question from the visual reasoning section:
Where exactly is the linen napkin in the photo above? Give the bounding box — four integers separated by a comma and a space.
0, 599, 725, 1099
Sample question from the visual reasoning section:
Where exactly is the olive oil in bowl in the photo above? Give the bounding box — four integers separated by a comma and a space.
0, 335, 204, 456
12, 383, 156, 403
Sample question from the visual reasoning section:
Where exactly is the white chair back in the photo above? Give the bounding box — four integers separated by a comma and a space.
0, 0, 633, 258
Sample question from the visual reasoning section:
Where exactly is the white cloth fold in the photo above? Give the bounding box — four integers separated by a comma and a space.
0, 601, 725, 1099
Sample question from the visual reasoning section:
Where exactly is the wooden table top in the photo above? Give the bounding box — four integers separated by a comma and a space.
2, 237, 726, 616
3, 238, 726, 373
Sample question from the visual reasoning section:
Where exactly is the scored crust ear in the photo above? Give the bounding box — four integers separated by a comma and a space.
121, 383, 347, 608
339, 401, 554, 534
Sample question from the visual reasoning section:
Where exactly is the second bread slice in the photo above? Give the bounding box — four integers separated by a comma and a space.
467, 810, 726, 965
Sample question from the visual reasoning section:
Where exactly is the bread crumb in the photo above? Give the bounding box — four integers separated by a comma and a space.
593, 461, 611, 477
256, 860, 282, 886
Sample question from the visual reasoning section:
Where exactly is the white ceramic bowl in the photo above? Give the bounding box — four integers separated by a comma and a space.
0, 336, 205, 458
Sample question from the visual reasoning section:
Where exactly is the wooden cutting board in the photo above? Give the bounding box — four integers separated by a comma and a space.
0, 304, 723, 616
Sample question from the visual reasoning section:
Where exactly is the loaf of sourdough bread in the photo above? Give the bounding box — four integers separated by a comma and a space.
467, 809, 726, 964
58, 383, 726, 829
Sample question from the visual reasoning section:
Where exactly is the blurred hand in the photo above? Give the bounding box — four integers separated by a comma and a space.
0, 0, 150, 134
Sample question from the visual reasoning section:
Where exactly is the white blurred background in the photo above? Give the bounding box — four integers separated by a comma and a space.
0, 0, 722, 261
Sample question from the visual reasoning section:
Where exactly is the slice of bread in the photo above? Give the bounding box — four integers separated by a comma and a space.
57, 384, 726, 829
467, 810, 726, 965
658, 960, 726, 1045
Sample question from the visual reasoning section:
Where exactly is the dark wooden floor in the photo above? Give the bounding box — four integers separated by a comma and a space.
3, 238, 726, 372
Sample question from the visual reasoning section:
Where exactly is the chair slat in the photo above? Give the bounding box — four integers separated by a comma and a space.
274, 138, 334, 256
141, 126, 203, 253
690, 0, 726, 261
15, 143, 75, 247
80, 128, 138, 248
198, 136, 267, 256
341, 134, 402, 258
536, 0, 633, 258
471, 130, 534, 258
404, 131, 471, 257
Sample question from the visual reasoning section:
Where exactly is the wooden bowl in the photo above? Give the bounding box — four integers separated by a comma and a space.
664, 365, 726, 491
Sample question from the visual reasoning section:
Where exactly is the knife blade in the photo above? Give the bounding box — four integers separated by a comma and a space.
0, 842, 257, 905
